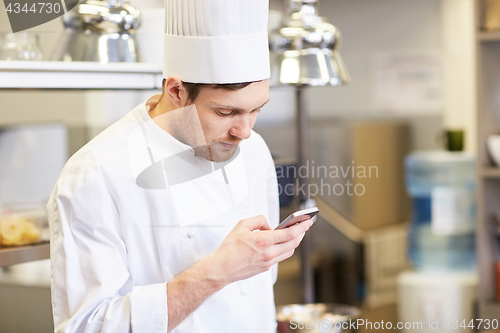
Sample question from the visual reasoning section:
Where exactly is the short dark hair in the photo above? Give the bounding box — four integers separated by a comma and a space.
162, 78, 254, 102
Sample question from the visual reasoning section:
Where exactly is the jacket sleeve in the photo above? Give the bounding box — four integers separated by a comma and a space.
47, 168, 167, 333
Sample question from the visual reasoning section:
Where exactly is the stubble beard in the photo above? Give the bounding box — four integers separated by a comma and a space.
168, 103, 241, 163
171, 115, 239, 162
193, 142, 238, 162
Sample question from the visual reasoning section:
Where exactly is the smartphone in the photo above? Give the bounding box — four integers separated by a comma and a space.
275, 207, 319, 230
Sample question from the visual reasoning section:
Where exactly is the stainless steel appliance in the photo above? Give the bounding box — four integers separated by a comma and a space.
50, 0, 141, 63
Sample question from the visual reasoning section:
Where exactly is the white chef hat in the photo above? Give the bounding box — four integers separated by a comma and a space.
163, 0, 270, 84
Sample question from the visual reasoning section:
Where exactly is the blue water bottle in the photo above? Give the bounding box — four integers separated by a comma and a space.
405, 151, 476, 271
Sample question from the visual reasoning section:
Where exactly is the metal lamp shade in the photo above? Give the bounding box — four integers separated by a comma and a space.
269, 0, 350, 87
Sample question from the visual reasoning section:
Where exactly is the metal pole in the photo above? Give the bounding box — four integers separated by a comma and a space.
296, 86, 315, 304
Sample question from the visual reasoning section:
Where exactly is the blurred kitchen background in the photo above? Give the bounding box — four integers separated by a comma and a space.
2, 0, 500, 332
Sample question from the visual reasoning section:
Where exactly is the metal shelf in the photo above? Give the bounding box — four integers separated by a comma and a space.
477, 31, 500, 42
482, 167, 500, 178
0, 61, 163, 90
0, 242, 50, 267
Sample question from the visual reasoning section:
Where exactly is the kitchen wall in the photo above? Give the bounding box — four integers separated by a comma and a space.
0, 124, 67, 204
269, 0, 442, 116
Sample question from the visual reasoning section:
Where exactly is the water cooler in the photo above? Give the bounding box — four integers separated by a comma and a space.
398, 151, 478, 333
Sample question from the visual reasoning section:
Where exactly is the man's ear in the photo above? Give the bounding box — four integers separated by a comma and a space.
164, 77, 189, 108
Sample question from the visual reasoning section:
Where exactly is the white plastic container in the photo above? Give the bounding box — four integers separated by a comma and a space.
397, 271, 478, 333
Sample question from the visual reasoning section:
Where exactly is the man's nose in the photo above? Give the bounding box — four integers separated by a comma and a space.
229, 115, 252, 140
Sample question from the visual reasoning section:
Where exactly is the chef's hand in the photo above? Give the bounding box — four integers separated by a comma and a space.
165, 215, 312, 332
209, 215, 313, 286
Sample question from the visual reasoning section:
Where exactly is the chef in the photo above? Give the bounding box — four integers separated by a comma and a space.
47, 0, 312, 332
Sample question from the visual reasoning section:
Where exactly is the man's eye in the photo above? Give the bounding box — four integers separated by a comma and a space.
217, 110, 232, 116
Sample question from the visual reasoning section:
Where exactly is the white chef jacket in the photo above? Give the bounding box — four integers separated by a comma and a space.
47, 100, 280, 333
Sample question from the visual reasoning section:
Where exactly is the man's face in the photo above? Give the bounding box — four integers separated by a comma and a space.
179, 80, 270, 162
